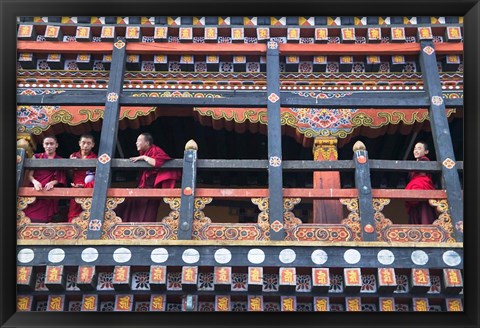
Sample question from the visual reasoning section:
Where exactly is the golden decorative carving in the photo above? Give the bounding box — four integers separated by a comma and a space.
17, 197, 35, 226
161, 197, 181, 235
192, 198, 213, 237
313, 137, 338, 160
17, 133, 36, 158
430, 199, 455, 242
340, 198, 361, 240
100, 197, 125, 238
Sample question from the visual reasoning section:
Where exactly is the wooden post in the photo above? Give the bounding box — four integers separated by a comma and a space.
312, 137, 343, 223
177, 140, 197, 240
353, 141, 376, 241
419, 40, 463, 242
16, 148, 26, 194
266, 41, 285, 240
87, 37, 126, 239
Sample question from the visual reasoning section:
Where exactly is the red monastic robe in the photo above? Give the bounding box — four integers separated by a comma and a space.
405, 156, 437, 224
23, 153, 67, 223
67, 151, 97, 222
117, 145, 181, 222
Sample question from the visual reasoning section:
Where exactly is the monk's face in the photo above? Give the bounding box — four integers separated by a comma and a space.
43, 137, 58, 156
79, 137, 95, 155
413, 142, 429, 159
136, 135, 150, 152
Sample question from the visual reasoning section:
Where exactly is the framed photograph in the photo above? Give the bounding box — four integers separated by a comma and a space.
2, 0, 479, 327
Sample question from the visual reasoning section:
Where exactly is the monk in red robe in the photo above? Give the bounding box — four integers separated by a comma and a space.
405, 141, 437, 224
116, 132, 181, 222
23, 136, 67, 223
67, 134, 97, 222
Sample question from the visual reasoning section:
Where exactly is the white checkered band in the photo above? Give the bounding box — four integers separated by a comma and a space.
431, 96, 443, 106
423, 46, 435, 55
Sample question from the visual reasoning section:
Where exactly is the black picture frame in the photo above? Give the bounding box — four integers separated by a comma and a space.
1, 0, 478, 327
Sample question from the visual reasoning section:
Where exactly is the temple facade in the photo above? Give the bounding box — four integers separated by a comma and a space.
16, 15, 463, 312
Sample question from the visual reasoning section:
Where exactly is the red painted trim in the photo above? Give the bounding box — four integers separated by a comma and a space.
17, 41, 462, 55
18, 187, 448, 200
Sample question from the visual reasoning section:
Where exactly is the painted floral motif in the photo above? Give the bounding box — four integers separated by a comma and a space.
264, 302, 280, 312
193, 37, 205, 43
231, 273, 247, 291
135, 302, 150, 312
69, 301, 82, 312
36, 35, 46, 42
381, 37, 390, 43
36, 301, 48, 311
433, 36, 444, 43
326, 62, 339, 73
244, 37, 258, 44
298, 62, 313, 73
429, 305, 442, 312
246, 62, 260, 73
37, 60, 50, 70
141, 61, 155, 72
352, 62, 365, 73
297, 303, 313, 312
168, 36, 180, 43
362, 303, 377, 311
100, 301, 114, 312
355, 36, 367, 44
35, 273, 48, 291
403, 62, 417, 73
271, 37, 286, 44
328, 37, 340, 44
197, 272, 214, 291
360, 274, 377, 293
329, 274, 344, 293
93, 60, 105, 71
395, 303, 410, 311
220, 62, 234, 73
262, 274, 279, 292
167, 303, 182, 312
406, 36, 417, 43
394, 274, 409, 293
198, 302, 214, 312
66, 273, 80, 291
291, 107, 357, 132
329, 303, 344, 311
168, 62, 181, 72
65, 60, 79, 71
97, 272, 114, 290
300, 37, 314, 44
132, 272, 150, 290
92, 37, 102, 42
218, 37, 232, 43
296, 274, 312, 292
379, 62, 390, 72
232, 302, 247, 312
167, 272, 182, 290
427, 275, 441, 294
142, 36, 154, 43
194, 62, 207, 72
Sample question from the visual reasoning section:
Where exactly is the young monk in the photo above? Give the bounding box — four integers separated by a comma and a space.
67, 134, 97, 222
24, 136, 67, 223
116, 132, 181, 222
405, 141, 437, 224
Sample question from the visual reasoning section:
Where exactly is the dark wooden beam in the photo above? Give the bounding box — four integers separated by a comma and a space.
419, 41, 463, 242
353, 146, 376, 241
87, 37, 127, 239
23, 158, 463, 173
16, 91, 463, 108
266, 42, 285, 240
177, 147, 197, 240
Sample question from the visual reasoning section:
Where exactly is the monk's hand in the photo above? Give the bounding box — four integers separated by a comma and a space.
71, 183, 84, 188
32, 180, 43, 191
44, 181, 55, 191
130, 156, 144, 162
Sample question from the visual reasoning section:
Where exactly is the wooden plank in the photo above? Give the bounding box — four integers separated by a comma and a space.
87, 37, 127, 239
419, 41, 463, 242
177, 149, 197, 240
266, 41, 285, 240
353, 147, 376, 241
16, 148, 26, 193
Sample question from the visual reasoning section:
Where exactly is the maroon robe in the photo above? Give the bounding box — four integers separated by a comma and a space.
405, 156, 437, 224
67, 151, 97, 222
117, 145, 181, 222
23, 153, 67, 223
